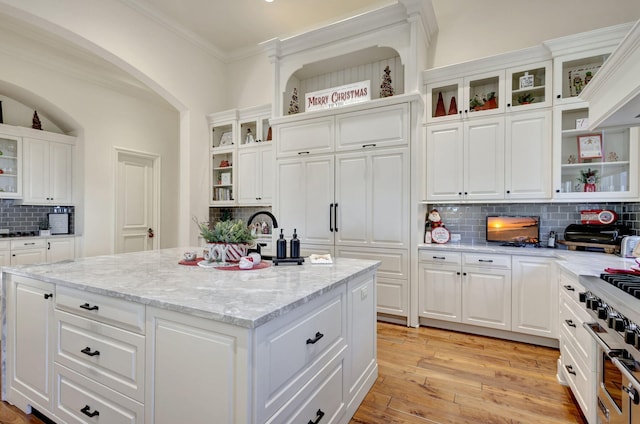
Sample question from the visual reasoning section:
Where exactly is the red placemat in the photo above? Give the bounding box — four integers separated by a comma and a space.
216, 261, 271, 271
179, 257, 204, 266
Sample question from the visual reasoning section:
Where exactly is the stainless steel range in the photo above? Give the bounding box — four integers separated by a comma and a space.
580, 272, 640, 424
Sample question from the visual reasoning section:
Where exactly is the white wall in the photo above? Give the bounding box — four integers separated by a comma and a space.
0, 50, 180, 257
0, 0, 228, 250
428, 0, 640, 68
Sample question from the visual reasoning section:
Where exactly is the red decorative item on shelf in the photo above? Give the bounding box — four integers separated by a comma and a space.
580, 209, 618, 225
434, 92, 446, 117
448, 96, 458, 115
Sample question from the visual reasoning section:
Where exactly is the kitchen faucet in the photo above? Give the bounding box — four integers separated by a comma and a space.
246, 211, 279, 258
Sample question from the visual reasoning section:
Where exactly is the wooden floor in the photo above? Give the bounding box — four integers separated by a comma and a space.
350, 322, 588, 424
0, 323, 587, 424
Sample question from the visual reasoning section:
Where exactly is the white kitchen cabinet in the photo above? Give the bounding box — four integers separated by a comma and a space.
275, 115, 334, 158
557, 271, 597, 424
505, 110, 552, 200
426, 116, 505, 202
5, 276, 55, 415
10, 238, 47, 265
335, 148, 409, 248
46, 236, 75, 263
505, 61, 552, 111
511, 256, 557, 338
210, 148, 235, 204
418, 251, 511, 331
461, 254, 511, 331
275, 154, 334, 245
22, 138, 73, 205
418, 252, 462, 322
0, 133, 22, 198
335, 103, 408, 151
0, 239, 10, 266
237, 144, 273, 205
552, 101, 639, 201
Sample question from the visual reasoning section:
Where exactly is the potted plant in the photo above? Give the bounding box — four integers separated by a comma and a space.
517, 92, 535, 105
577, 168, 599, 192
193, 217, 256, 262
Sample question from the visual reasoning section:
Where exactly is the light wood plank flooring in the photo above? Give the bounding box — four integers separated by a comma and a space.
0, 323, 587, 424
350, 322, 587, 424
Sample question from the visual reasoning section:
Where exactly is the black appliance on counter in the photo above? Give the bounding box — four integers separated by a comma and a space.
563, 223, 630, 245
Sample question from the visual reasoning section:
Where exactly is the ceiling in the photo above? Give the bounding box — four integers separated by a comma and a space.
131, 0, 397, 58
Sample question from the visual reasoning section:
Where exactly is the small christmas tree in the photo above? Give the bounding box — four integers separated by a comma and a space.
32, 110, 42, 130
288, 88, 299, 115
379, 65, 394, 98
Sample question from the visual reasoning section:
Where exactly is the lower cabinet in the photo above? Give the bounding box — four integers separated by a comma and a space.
557, 270, 597, 424
8, 236, 75, 266
4, 270, 377, 424
418, 249, 558, 340
418, 251, 512, 331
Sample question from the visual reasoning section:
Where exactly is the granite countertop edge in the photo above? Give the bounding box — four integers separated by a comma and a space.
1, 248, 381, 329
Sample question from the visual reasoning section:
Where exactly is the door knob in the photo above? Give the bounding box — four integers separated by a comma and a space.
148, 228, 154, 238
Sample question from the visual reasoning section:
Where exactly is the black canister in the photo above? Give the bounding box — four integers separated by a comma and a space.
290, 229, 300, 258
276, 229, 287, 259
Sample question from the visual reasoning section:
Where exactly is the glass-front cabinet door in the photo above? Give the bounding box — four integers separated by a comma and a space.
506, 61, 552, 110
552, 48, 611, 105
0, 135, 21, 198
553, 102, 639, 200
210, 149, 235, 205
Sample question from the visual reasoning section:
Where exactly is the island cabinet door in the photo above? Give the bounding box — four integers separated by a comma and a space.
145, 307, 251, 424
5, 275, 55, 415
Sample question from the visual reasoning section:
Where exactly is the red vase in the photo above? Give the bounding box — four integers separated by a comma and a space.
584, 183, 597, 192
434, 92, 446, 117
448, 96, 458, 115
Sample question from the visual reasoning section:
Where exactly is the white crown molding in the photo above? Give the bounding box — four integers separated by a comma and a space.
544, 22, 634, 57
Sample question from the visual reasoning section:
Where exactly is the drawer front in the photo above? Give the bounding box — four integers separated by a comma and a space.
55, 310, 145, 402
559, 291, 596, 368
256, 287, 346, 422
462, 253, 511, 269
275, 117, 334, 157
56, 285, 145, 334
54, 363, 144, 424
335, 247, 407, 279
11, 238, 46, 249
559, 275, 586, 305
266, 361, 345, 424
0, 239, 10, 250
559, 332, 595, 420
336, 103, 408, 151
418, 250, 461, 266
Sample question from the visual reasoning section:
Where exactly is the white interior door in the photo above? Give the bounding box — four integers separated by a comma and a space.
115, 149, 159, 253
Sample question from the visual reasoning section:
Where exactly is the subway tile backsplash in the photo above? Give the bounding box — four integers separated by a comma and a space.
427, 202, 638, 245
0, 200, 74, 233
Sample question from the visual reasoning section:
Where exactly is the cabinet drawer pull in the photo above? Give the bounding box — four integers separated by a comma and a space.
565, 319, 576, 328
432, 256, 446, 260
361, 143, 377, 148
23, 242, 36, 246
297, 151, 310, 155
306, 331, 324, 345
565, 364, 576, 376
563, 285, 575, 292
81, 347, 100, 357
80, 302, 99, 311
80, 405, 100, 417
44, 293, 53, 299
308, 409, 325, 424
478, 259, 493, 263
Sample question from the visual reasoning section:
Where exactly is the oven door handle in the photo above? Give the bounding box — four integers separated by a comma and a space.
583, 321, 615, 353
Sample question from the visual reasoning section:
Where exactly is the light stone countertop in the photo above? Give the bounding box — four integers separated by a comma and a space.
418, 242, 639, 277
1, 248, 380, 329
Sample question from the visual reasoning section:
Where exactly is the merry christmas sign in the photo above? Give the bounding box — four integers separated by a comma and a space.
305, 80, 370, 111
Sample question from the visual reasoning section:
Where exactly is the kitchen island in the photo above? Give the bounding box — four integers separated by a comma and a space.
2, 248, 380, 424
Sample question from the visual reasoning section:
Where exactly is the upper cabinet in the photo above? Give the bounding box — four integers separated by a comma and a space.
423, 47, 553, 203
0, 133, 22, 199
207, 105, 273, 206
0, 124, 74, 205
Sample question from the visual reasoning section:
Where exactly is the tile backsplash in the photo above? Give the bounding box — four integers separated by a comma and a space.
427, 202, 639, 245
0, 200, 74, 233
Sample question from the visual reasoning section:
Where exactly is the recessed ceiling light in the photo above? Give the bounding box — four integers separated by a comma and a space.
265, 0, 274, 2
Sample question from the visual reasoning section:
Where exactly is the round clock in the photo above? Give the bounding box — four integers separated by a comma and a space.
598, 210, 617, 225
431, 226, 450, 244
